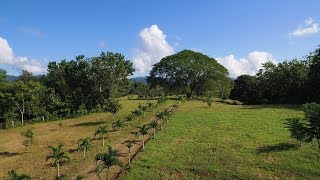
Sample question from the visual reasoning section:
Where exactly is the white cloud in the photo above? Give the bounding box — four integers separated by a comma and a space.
133, 25, 175, 76
217, 51, 276, 78
0, 36, 46, 74
290, 18, 320, 37
0, 37, 14, 64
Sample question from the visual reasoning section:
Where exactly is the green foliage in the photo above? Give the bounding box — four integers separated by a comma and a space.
285, 118, 307, 145
46, 144, 70, 178
95, 126, 108, 146
148, 50, 230, 98
285, 102, 320, 150
77, 137, 92, 157
95, 146, 123, 179
157, 96, 168, 105
7, 170, 31, 180
230, 49, 320, 105
21, 129, 34, 149
137, 124, 149, 137
203, 97, 213, 107
112, 120, 124, 130
106, 98, 122, 115
131, 109, 143, 117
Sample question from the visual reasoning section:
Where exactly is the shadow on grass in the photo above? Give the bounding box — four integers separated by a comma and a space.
0, 151, 21, 157
68, 148, 78, 153
256, 143, 299, 154
241, 104, 302, 111
71, 121, 105, 127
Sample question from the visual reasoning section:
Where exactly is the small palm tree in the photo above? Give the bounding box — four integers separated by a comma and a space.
95, 146, 123, 180
46, 144, 70, 178
21, 129, 34, 150
162, 109, 172, 123
137, 124, 149, 150
112, 120, 124, 131
147, 102, 153, 110
125, 141, 134, 167
132, 109, 143, 117
77, 137, 92, 157
149, 120, 159, 138
95, 125, 108, 146
7, 170, 31, 180
156, 112, 165, 129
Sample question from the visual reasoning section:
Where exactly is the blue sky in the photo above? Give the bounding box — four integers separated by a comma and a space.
0, 0, 320, 77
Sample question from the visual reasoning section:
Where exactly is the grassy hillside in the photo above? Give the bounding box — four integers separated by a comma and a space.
125, 101, 320, 179
0, 98, 173, 179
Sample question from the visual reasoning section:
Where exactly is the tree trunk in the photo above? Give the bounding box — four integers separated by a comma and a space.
128, 149, 131, 167
153, 129, 156, 139
42, 116, 45, 122
102, 135, 105, 146
106, 168, 109, 180
21, 111, 24, 126
84, 148, 86, 157
142, 138, 145, 150
57, 163, 60, 178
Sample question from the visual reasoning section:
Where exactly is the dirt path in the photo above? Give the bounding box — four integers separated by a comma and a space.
76, 103, 175, 180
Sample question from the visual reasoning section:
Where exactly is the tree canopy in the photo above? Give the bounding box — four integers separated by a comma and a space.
147, 50, 231, 98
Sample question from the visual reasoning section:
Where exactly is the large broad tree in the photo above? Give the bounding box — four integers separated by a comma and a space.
148, 50, 230, 98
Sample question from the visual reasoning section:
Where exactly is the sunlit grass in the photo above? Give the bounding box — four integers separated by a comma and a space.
125, 101, 320, 179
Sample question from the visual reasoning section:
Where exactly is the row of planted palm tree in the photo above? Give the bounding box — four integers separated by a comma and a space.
93, 100, 182, 179
46, 101, 168, 179
8, 99, 181, 180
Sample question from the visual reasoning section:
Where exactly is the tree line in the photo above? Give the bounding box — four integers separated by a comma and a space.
230, 47, 320, 105
0, 52, 134, 128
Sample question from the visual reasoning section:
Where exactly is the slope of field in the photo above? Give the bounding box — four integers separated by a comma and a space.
0, 99, 172, 179
125, 101, 320, 179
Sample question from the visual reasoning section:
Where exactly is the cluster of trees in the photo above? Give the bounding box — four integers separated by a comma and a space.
230, 47, 320, 104
0, 52, 134, 128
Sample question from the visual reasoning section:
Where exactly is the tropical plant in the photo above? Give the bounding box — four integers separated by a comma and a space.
155, 111, 165, 130
21, 129, 34, 150
95, 125, 108, 146
112, 120, 124, 131
203, 97, 213, 107
131, 109, 143, 117
77, 137, 92, 157
7, 170, 31, 180
46, 144, 70, 178
137, 124, 149, 150
149, 120, 159, 138
285, 118, 307, 146
125, 140, 134, 167
95, 146, 123, 180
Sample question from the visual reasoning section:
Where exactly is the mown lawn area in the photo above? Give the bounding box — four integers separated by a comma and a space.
125, 100, 320, 179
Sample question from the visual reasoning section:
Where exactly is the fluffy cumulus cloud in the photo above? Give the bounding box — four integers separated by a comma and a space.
290, 18, 320, 37
217, 51, 276, 78
133, 25, 175, 76
0, 36, 46, 74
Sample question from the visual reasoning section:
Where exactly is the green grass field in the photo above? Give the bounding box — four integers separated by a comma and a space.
125, 101, 320, 179
1, 99, 320, 179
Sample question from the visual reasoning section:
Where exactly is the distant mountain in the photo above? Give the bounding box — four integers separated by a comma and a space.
131, 76, 147, 83
6, 75, 18, 82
